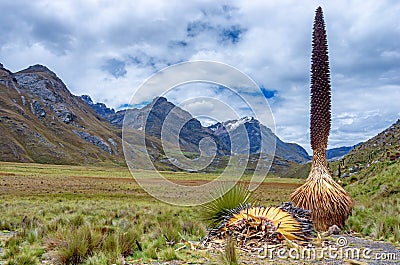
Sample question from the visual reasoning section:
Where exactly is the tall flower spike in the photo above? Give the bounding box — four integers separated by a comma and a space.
310, 6, 331, 153
290, 6, 354, 231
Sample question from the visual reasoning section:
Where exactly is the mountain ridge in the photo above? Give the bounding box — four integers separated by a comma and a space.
1, 62, 371, 173
84, 96, 311, 163
84, 95, 365, 164
326, 143, 362, 161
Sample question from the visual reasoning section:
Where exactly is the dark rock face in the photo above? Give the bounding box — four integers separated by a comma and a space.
14, 74, 59, 102
108, 138, 118, 149
108, 110, 125, 126
31, 101, 46, 118
80, 95, 93, 104
13, 66, 78, 124
80, 95, 115, 117
73, 130, 112, 154
55, 107, 76, 124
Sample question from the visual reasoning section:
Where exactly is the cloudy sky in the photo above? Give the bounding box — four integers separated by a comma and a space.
0, 0, 399, 153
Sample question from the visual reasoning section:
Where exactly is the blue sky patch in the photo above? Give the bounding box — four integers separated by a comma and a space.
220, 25, 246, 44
101, 58, 127, 78
260, 87, 277, 99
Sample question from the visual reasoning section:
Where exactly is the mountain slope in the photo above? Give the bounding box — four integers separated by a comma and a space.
329, 119, 400, 177
343, 119, 400, 166
343, 161, 399, 243
0, 64, 124, 165
340, 123, 400, 243
122, 97, 230, 156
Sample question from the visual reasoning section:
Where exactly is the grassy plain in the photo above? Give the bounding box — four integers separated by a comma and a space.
1, 161, 398, 264
0, 162, 301, 264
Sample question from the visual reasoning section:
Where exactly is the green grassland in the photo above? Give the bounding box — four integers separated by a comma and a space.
342, 161, 400, 244
0, 161, 398, 264
0, 162, 302, 264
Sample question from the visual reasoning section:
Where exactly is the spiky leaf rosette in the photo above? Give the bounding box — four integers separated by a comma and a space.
201, 202, 314, 251
290, 6, 354, 231
201, 184, 258, 228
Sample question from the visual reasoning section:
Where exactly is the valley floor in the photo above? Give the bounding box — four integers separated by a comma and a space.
0, 162, 398, 264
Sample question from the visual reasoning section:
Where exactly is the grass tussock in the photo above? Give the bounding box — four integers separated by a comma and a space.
6, 252, 40, 265
159, 247, 178, 261
201, 183, 258, 228
0, 195, 207, 264
220, 236, 238, 265
83, 252, 109, 265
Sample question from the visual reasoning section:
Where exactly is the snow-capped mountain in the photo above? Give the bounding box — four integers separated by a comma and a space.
208, 117, 310, 163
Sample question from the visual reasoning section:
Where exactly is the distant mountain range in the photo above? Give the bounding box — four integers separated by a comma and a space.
81, 95, 311, 163
0, 63, 371, 173
326, 143, 362, 160
82, 94, 359, 164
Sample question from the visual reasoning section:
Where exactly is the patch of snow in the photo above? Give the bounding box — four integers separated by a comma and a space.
223, 116, 254, 131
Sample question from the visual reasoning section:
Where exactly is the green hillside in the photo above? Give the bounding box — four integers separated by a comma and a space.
332, 119, 399, 244
336, 119, 400, 178
343, 161, 400, 244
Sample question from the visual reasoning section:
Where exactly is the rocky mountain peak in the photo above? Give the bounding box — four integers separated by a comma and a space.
0, 63, 13, 77
21, 64, 58, 79
146, 96, 177, 114
225, 116, 259, 131
81, 95, 94, 104
207, 117, 310, 163
141, 96, 193, 124
80, 95, 115, 117
152, 96, 168, 104
208, 116, 259, 134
